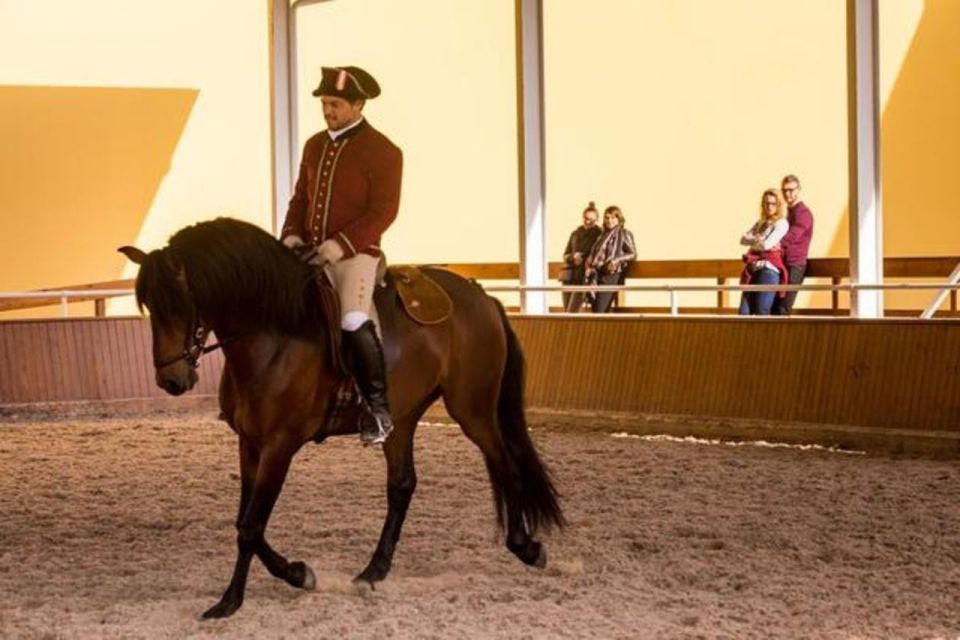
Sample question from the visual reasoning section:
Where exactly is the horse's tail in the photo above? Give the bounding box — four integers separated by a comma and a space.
491, 298, 566, 534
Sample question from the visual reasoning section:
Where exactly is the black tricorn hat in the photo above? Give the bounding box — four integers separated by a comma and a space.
312, 66, 381, 101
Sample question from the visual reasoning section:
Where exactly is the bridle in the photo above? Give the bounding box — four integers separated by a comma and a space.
153, 309, 240, 370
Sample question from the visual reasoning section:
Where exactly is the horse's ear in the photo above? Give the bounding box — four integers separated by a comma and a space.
118, 246, 147, 264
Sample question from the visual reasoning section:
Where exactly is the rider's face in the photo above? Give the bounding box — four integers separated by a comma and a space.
321, 96, 364, 132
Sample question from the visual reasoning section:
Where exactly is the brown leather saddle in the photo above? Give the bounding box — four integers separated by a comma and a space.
389, 265, 454, 325
313, 265, 452, 440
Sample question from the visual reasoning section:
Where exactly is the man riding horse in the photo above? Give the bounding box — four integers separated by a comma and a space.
120, 66, 563, 621
280, 65, 402, 446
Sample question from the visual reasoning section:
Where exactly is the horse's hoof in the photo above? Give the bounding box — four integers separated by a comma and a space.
534, 544, 548, 569
202, 597, 242, 619
510, 540, 547, 568
353, 559, 390, 587
351, 575, 377, 591
290, 561, 316, 591
351, 576, 376, 596
353, 562, 388, 590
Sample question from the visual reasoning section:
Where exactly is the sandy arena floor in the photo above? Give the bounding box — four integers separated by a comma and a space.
1, 406, 959, 639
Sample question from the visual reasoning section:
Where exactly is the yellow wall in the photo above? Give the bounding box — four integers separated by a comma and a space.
0, 0, 273, 317
544, 0, 849, 310
545, 0, 848, 254
822, 0, 960, 311
879, 0, 960, 258
1, 0, 957, 318
877, 0, 960, 310
544, 0, 957, 312
293, 0, 519, 265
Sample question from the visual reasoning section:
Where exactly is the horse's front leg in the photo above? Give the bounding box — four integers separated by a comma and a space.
203, 442, 303, 619
236, 439, 318, 592
354, 416, 417, 587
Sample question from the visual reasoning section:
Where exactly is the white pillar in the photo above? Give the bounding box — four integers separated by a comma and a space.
516, 0, 548, 314
272, 0, 331, 234
270, 0, 294, 234
847, 0, 883, 318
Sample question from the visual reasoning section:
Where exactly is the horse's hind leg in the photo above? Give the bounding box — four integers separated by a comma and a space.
203, 442, 310, 619
444, 402, 546, 569
354, 410, 422, 587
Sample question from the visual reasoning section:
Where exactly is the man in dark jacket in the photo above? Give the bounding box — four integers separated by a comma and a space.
774, 174, 814, 315
281, 66, 402, 445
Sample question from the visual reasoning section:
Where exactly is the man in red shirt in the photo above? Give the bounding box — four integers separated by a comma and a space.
281, 66, 403, 445
774, 174, 815, 315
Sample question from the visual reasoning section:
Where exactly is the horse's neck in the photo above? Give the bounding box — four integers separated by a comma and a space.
218, 326, 326, 385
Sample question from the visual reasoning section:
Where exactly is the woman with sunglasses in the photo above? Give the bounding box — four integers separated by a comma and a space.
738, 189, 789, 315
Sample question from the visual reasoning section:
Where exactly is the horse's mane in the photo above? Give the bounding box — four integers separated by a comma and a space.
135, 217, 321, 335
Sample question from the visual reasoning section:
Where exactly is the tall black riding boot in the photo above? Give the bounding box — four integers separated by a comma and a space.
343, 320, 394, 445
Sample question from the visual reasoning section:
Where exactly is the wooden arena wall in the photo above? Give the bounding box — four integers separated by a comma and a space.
508, 316, 960, 435
0, 318, 223, 403
1, 316, 958, 450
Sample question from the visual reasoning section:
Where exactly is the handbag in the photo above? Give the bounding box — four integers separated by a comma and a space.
558, 266, 574, 283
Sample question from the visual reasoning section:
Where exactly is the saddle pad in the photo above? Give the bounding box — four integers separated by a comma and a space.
389, 266, 453, 325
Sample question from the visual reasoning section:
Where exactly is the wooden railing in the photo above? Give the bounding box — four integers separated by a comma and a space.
2, 256, 958, 317
0, 279, 133, 315
604, 256, 960, 316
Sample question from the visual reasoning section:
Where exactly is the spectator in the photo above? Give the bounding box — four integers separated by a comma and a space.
739, 189, 788, 315
773, 174, 815, 315
586, 205, 636, 313
560, 201, 602, 312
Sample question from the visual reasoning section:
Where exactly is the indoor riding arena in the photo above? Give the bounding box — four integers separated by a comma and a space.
2, 318, 960, 638
3, 1, 960, 639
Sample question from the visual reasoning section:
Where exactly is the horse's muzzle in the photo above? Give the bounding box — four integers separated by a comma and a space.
157, 367, 198, 396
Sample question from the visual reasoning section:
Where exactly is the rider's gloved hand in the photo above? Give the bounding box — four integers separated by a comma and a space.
282, 235, 318, 263
313, 239, 345, 266
282, 235, 305, 250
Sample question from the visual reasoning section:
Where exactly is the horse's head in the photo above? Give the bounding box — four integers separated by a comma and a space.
119, 245, 202, 396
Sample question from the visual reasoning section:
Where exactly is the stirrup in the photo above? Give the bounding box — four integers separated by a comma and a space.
360, 411, 393, 446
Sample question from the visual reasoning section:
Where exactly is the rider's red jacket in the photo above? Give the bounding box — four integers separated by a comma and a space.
281, 119, 402, 259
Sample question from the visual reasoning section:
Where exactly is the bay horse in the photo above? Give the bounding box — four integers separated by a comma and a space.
119, 217, 564, 618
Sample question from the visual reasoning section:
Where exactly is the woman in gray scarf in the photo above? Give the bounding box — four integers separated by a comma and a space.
585, 205, 637, 313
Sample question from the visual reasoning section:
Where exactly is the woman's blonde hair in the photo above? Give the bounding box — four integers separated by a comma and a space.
757, 188, 786, 227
